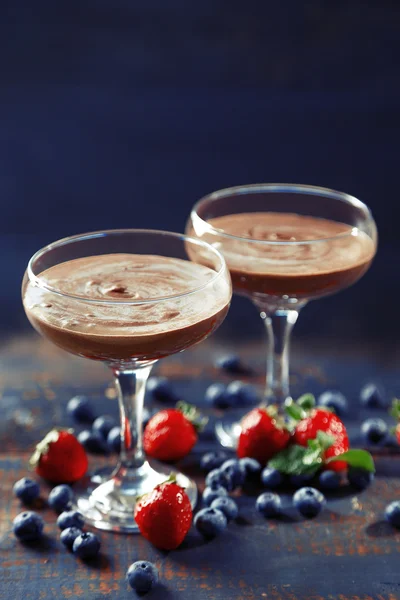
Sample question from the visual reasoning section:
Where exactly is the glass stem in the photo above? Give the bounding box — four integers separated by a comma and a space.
112, 364, 154, 474
259, 306, 302, 405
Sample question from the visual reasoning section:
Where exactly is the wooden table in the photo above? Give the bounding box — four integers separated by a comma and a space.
1, 334, 400, 600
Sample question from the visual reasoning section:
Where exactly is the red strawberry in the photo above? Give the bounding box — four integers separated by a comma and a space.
237, 407, 290, 463
30, 428, 88, 483
143, 402, 206, 462
293, 408, 349, 471
134, 478, 192, 550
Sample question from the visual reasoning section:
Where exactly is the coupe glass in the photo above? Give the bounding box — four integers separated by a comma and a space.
186, 184, 377, 448
22, 229, 231, 532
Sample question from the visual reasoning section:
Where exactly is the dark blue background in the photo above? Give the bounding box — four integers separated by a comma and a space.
1, 1, 399, 348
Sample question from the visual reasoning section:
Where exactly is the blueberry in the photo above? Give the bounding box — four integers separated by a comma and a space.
13, 511, 44, 541
60, 526, 83, 549
290, 473, 315, 488
126, 561, 159, 594
360, 383, 385, 408
202, 485, 228, 506
194, 507, 228, 538
72, 532, 101, 559
318, 390, 348, 417
57, 510, 85, 530
78, 429, 109, 454
293, 487, 326, 518
256, 492, 282, 518
92, 415, 116, 439
48, 484, 74, 513
205, 468, 233, 491
348, 468, 374, 490
205, 468, 223, 489
200, 450, 230, 472
216, 354, 246, 374
13, 478, 40, 504
107, 426, 121, 453
204, 383, 230, 409
220, 459, 246, 489
239, 457, 262, 480
385, 501, 400, 528
210, 496, 239, 522
66, 395, 96, 424
318, 470, 341, 491
361, 418, 388, 445
261, 468, 283, 489
147, 376, 177, 403
226, 381, 259, 407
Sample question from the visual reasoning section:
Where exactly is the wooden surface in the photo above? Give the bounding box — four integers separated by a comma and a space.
1, 334, 400, 600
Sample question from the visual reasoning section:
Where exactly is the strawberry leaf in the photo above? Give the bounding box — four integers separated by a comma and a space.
268, 428, 334, 475
268, 444, 321, 476
297, 393, 316, 411
285, 403, 305, 422
316, 430, 335, 450
176, 401, 208, 431
390, 398, 400, 421
327, 449, 375, 473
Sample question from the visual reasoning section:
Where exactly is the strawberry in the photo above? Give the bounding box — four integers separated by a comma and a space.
143, 402, 206, 462
30, 429, 88, 483
293, 408, 349, 471
134, 477, 192, 550
237, 407, 290, 463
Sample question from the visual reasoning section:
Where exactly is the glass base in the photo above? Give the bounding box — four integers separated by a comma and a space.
73, 460, 197, 533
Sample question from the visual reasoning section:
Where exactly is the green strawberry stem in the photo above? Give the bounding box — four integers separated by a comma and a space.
176, 401, 208, 432
29, 428, 74, 468
390, 398, 400, 421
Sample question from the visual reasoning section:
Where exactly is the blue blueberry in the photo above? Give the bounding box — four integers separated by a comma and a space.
290, 473, 315, 488
360, 383, 385, 408
147, 376, 177, 403
216, 354, 248, 374
202, 485, 228, 506
220, 459, 246, 489
210, 497, 239, 522
200, 450, 230, 472
60, 526, 83, 549
293, 487, 326, 518
92, 415, 116, 439
361, 418, 388, 445
78, 429, 109, 454
225, 381, 259, 407
48, 484, 74, 513
318, 390, 348, 417
13, 511, 44, 541
204, 383, 230, 409
385, 501, 400, 528
318, 470, 341, 491
261, 467, 283, 489
72, 532, 101, 559
239, 457, 262, 480
348, 468, 374, 490
107, 426, 121, 453
13, 478, 40, 504
256, 492, 282, 518
205, 468, 223, 489
194, 507, 228, 538
126, 561, 159, 594
205, 468, 234, 491
66, 395, 96, 424
57, 510, 85, 531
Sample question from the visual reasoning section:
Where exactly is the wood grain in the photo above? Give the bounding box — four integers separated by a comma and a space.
1, 334, 400, 599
